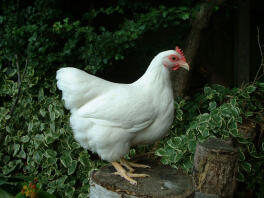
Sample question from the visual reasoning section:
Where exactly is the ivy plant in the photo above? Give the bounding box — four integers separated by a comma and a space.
156, 82, 264, 198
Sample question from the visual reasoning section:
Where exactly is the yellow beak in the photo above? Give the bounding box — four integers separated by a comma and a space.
180, 62, 190, 71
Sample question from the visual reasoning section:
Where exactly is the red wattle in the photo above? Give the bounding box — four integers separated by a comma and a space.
172, 65, 180, 70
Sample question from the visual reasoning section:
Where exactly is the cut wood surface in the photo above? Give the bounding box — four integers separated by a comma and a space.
90, 160, 194, 198
193, 137, 238, 198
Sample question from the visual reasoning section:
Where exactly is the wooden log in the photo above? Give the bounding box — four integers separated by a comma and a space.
193, 137, 238, 198
90, 160, 195, 198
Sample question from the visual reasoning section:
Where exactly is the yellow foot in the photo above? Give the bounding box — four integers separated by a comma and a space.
120, 158, 151, 172
111, 162, 137, 185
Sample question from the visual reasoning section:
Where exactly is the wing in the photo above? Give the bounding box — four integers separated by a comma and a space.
75, 85, 156, 133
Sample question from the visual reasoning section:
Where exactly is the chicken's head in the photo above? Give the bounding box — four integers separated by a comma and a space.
162, 46, 189, 71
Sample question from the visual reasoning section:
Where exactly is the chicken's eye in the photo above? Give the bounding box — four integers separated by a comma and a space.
170, 55, 179, 61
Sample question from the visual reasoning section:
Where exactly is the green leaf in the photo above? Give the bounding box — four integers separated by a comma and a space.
79, 151, 90, 166
156, 148, 168, 157
187, 139, 196, 153
227, 118, 237, 130
237, 138, 250, 144
34, 134, 45, 147
56, 175, 68, 188
17, 148, 26, 159
257, 82, 264, 88
221, 107, 232, 118
182, 158, 193, 172
199, 113, 210, 122
229, 128, 239, 137
49, 122, 56, 133
246, 85, 256, 94
201, 128, 209, 137
48, 104, 55, 121
238, 149, 245, 161
245, 112, 253, 117
172, 152, 184, 163
204, 86, 211, 95
13, 144, 20, 156
68, 160, 77, 175
237, 169, 245, 182
197, 123, 207, 132
45, 133, 58, 145
40, 109, 46, 117
28, 122, 33, 132
2, 160, 21, 175
49, 111, 55, 121
180, 13, 189, 20
240, 161, 251, 173
160, 157, 170, 165
65, 185, 75, 197
71, 142, 80, 150
21, 135, 30, 143
45, 149, 57, 158
208, 101, 216, 111
230, 98, 237, 106
167, 137, 182, 149
33, 151, 43, 163
60, 152, 72, 168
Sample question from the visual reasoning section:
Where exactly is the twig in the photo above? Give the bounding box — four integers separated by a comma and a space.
22, 59, 28, 79
253, 27, 264, 84
9, 55, 28, 116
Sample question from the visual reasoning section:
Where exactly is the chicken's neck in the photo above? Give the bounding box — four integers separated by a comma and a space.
134, 58, 172, 89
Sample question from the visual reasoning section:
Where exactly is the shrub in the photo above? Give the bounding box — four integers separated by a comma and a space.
156, 82, 264, 198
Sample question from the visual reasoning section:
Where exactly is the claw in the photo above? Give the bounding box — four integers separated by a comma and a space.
111, 160, 151, 185
120, 158, 151, 170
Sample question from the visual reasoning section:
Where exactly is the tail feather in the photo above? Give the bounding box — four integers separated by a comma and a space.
56, 67, 102, 111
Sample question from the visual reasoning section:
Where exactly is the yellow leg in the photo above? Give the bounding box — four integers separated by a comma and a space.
111, 162, 137, 185
120, 158, 135, 173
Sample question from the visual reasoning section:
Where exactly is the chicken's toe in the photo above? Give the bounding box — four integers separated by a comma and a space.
112, 162, 137, 185
121, 158, 151, 169
127, 173, 150, 178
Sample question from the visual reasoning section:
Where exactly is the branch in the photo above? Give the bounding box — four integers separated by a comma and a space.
172, 0, 228, 97
253, 27, 264, 83
9, 55, 28, 116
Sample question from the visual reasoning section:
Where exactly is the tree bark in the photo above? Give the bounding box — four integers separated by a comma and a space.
172, 0, 227, 97
193, 138, 238, 198
234, 0, 250, 86
90, 160, 194, 198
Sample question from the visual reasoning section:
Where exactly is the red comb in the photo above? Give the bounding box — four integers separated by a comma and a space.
175, 46, 186, 62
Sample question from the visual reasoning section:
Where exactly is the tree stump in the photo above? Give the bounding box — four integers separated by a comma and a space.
193, 138, 238, 198
90, 160, 194, 198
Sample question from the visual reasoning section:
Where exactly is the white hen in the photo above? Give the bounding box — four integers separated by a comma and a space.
56, 47, 189, 184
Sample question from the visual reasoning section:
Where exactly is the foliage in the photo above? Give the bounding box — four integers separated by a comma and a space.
156, 82, 264, 197
0, 0, 198, 197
